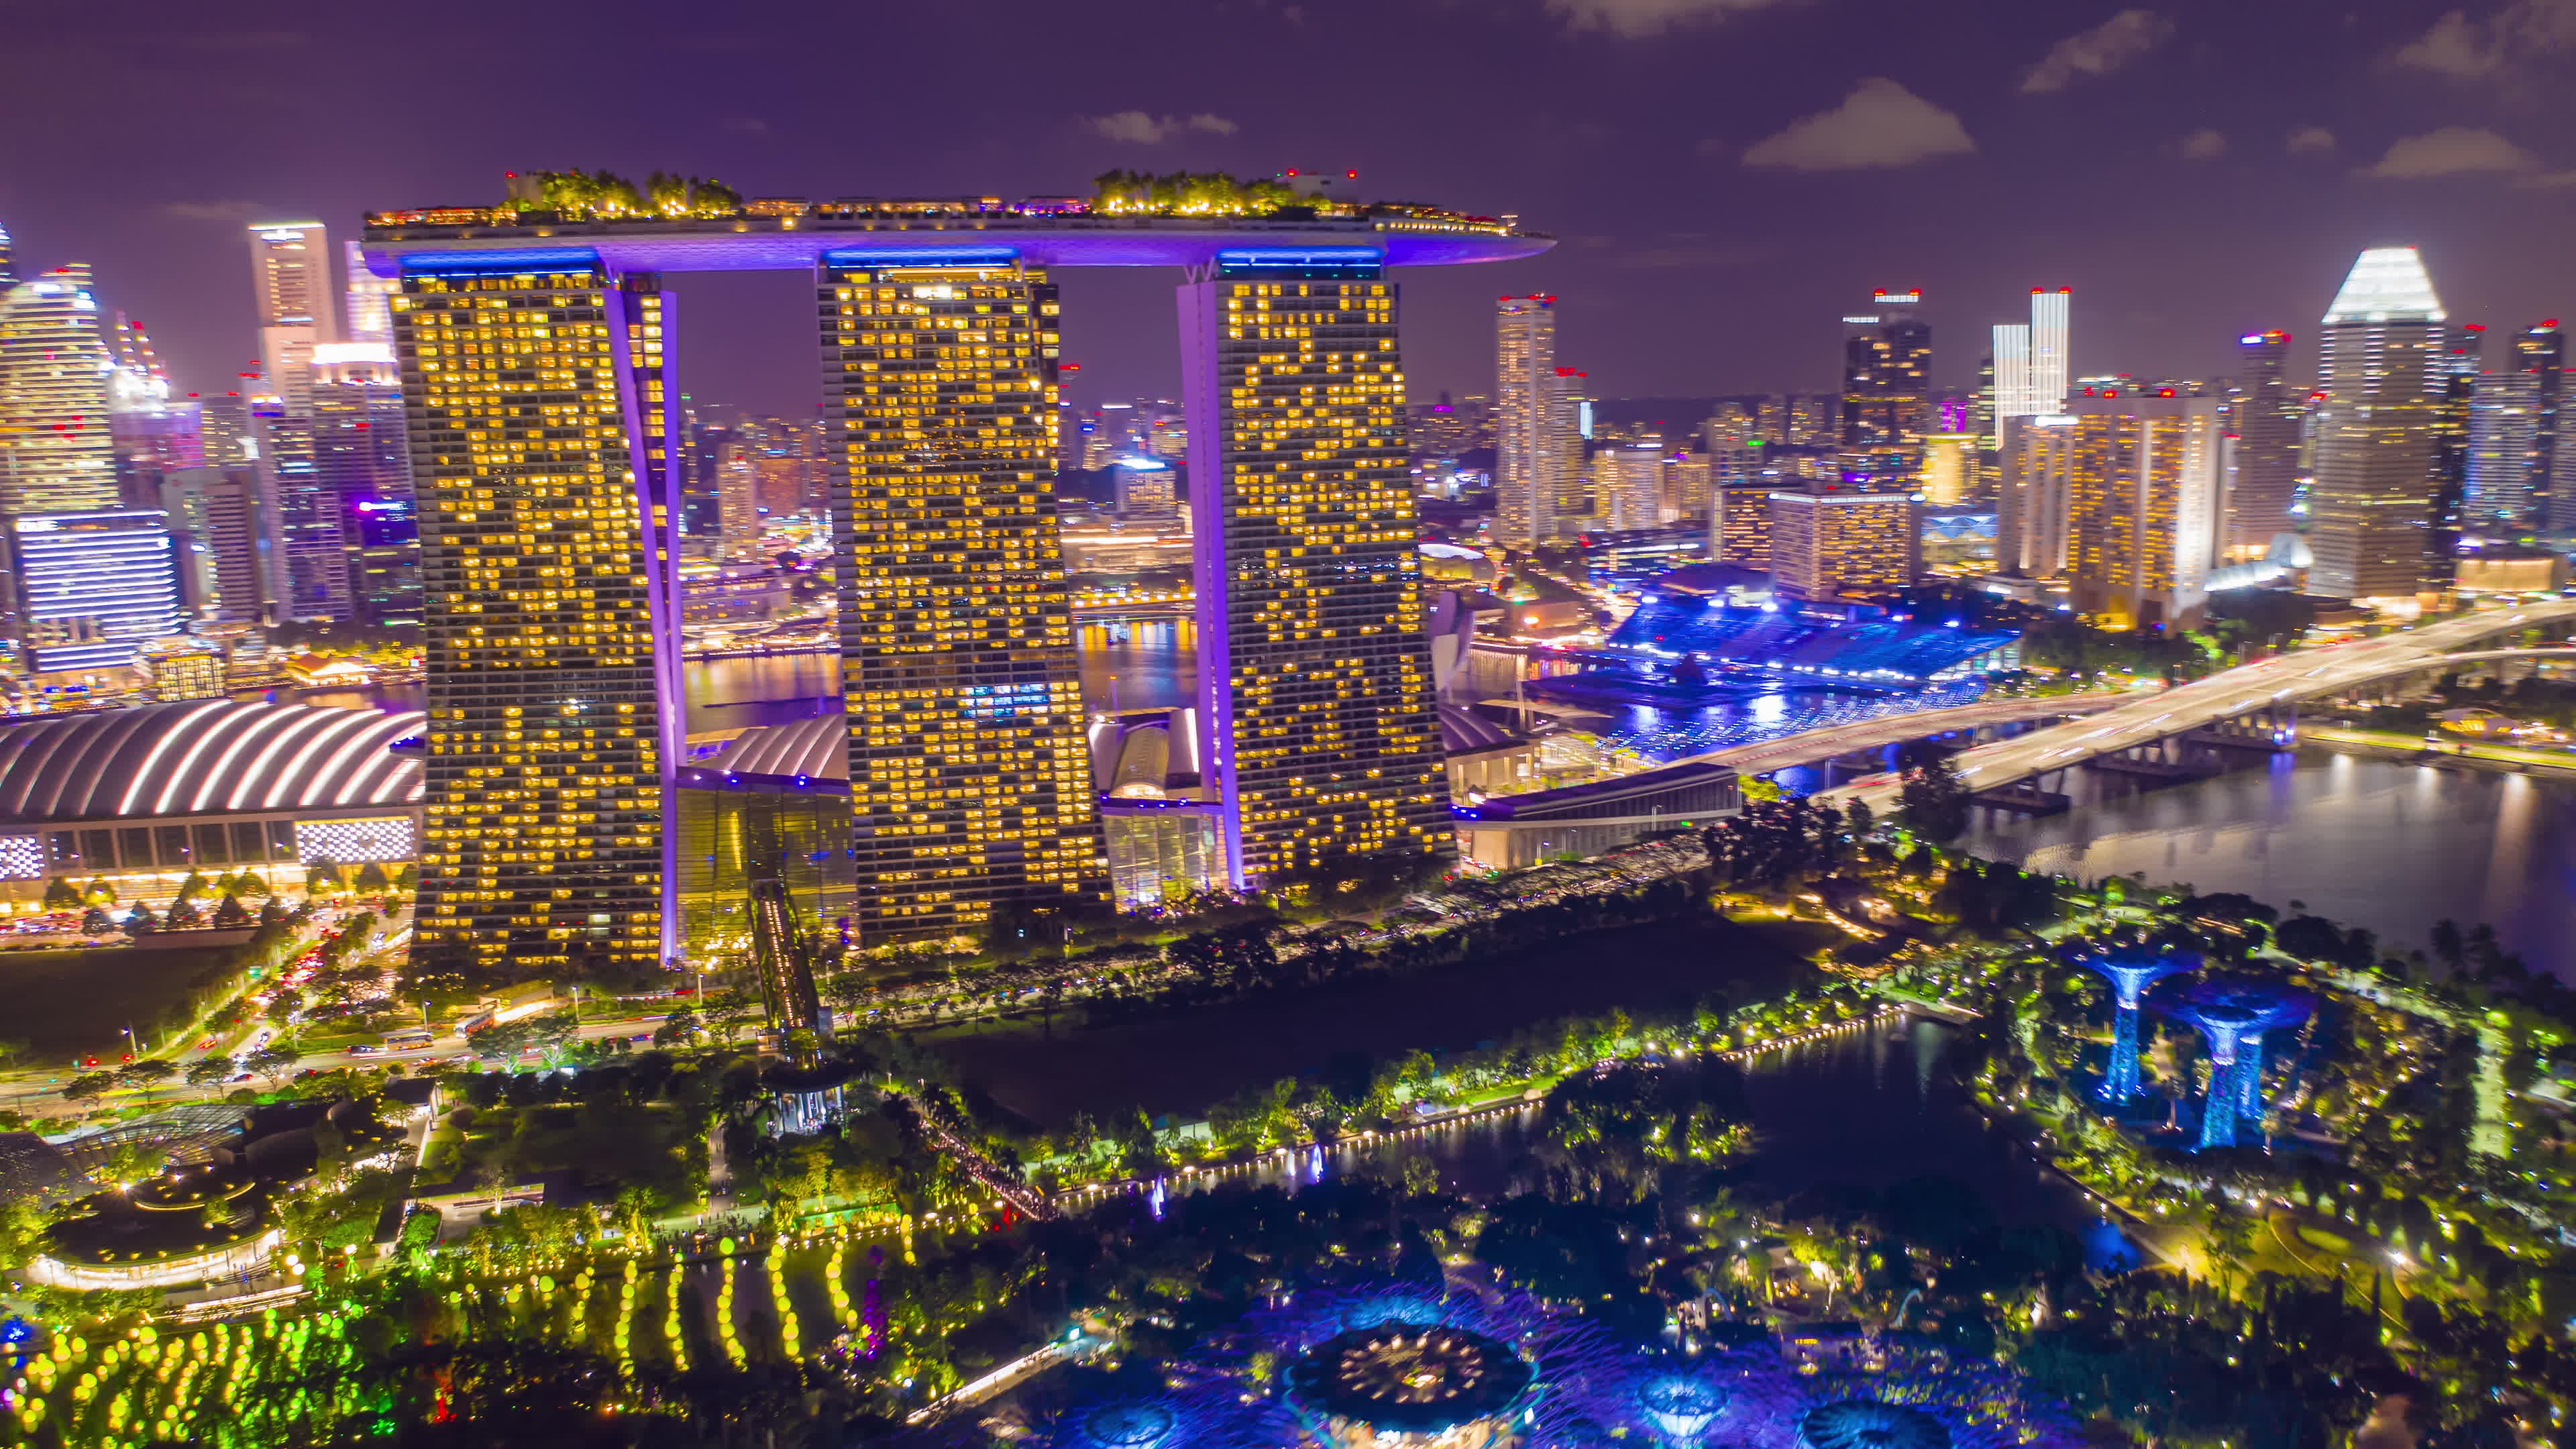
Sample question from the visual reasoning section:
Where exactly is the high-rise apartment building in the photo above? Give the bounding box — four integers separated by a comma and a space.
1768, 482, 1919, 600
1551, 368, 1591, 526
1595, 445, 1666, 531
2467, 368, 2541, 525
0, 265, 121, 517
1839, 289, 1931, 486
820, 258, 1107, 942
391, 256, 681, 977
2226, 330, 2300, 555
1998, 413, 2076, 578
1179, 260, 1450, 888
2059, 392, 2223, 627
2308, 248, 2449, 602
1494, 295, 1557, 546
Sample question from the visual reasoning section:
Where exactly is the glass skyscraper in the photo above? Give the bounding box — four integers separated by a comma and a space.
1179, 258, 1451, 888
2309, 247, 2447, 602
818, 257, 1107, 945
1494, 295, 1558, 546
391, 256, 682, 977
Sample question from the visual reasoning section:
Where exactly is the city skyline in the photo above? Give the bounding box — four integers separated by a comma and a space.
9, 0, 2576, 417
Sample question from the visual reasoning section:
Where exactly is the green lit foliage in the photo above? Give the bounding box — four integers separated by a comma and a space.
1091, 170, 1303, 217
517, 168, 743, 219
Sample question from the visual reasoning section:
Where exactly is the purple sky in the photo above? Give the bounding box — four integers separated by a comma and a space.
5, 0, 2574, 417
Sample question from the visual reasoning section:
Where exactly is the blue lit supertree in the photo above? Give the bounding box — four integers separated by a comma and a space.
2168, 981, 2312, 1150
2078, 951, 2197, 1105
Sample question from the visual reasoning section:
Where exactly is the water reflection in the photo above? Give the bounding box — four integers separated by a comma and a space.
1091, 1024, 2137, 1268
1962, 751, 2576, 979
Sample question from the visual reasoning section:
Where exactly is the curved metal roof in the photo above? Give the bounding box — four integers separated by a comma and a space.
0, 700, 423, 824
698, 716, 846, 782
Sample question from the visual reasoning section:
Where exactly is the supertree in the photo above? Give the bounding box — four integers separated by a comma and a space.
2078, 951, 2197, 1105
2167, 981, 2312, 1150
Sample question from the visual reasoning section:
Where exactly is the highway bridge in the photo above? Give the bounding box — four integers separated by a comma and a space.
1817, 601, 2576, 810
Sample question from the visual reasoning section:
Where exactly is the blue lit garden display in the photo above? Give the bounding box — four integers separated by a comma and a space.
2168, 981, 2312, 1150
2079, 951, 2198, 1105
937, 1278, 2078, 1449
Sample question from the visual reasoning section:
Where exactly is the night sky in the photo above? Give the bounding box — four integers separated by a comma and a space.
6, 0, 2575, 417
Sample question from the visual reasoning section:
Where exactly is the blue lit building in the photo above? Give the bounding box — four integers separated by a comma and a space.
1577, 596, 2018, 692
2169, 981, 2312, 1150
5, 509, 182, 672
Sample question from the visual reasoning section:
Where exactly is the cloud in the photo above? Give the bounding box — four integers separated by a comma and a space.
1615, 242, 1772, 268
2178, 127, 2227, 160
162, 200, 272, 223
2286, 125, 2337, 156
1088, 111, 1238, 144
1741, 78, 1974, 171
2360, 125, 2537, 177
1542, 0, 1790, 36
2021, 9, 2176, 93
2396, 0, 2576, 76
718, 117, 770, 136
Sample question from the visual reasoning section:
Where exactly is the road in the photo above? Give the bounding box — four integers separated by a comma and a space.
1823, 602, 2576, 809
1665, 690, 2133, 776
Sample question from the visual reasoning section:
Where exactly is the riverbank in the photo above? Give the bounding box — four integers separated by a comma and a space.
926, 909, 1831, 1130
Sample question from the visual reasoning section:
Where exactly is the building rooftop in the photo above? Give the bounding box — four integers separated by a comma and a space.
2322, 246, 2446, 325
1604, 598, 2018, 686
0, 700, 421, 826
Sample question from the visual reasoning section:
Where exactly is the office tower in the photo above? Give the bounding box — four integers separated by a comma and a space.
310, 343, 419, 626
1550, 368, 1591, 526
2432, 327, 2477, 560
2550, 405, 2576, 533
0, 223, 13, 288
173, 466, 268, 623
2031, 288, 2072, 413
107, 313, 205, 507
1709, 476, 1776, 568
684, 421, 731, 539
247, 222, 335, 414
2059, 391, 2224, 627
1110, 457, 1179, 523
1666, 452, 1711, 525
715, 430, 759, 555
1589, 445, 1660, 531
1179, 260, 1450, 888
199, 393, 254, 469
1839, 289, 1932, 485
6, 511, 184, 671
2308, 247, 2449, 602
1998, 413, 2076, 578
1494, 295, 1558, 547
2513, 321, 2563, 527
343, 239, 396, 345
2227, 330, 2300, 554
253, 398, 345, 620
820, 257, 1107, 942
391, 256, 680, 977
1992, 324, 2033, 422
0, 265, 121, 517
1768, 482, 1919, 600
2467, 368, 2540, 524
1920, 433, 1976, 505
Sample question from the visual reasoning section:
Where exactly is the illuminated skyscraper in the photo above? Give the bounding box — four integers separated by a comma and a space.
0, 264, 120, 517
2226, 330, 2299, 554
2467, 367, 2540, 525
1551, 368, 1591, 525
2061, 390, 2222, 627
2309, 247, 2447, 602
1494, 295, 1558, 546
390, 255, 682, 977
1768, 482, 1918, 600
1179, 258, 1450, 888
1998, 413, 2075, 578
2030, 287, 2070, 413
247, 222, 334, 414
8, 511, 183, 671
819, 256, 1106, 943
0, 223, 13, 288
310, 343, 419, 626
343, 239, 396, 346
1839, 289, 1931, 485
2514, 321, 2563, 527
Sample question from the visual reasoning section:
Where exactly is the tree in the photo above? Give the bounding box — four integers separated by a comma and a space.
41, 877, 79, 910
1897, 749, 1973, 841
306, 859, 344, 895
212, 894, 250, 928
124, 900, 160, 936
247, 1043, 303, 1088
186, 1055, 237, 1088
117, 1059, 177, 1101
353, 860, 391, 893
651, 1009, 702, 1047
60, 1071, 115, 1104
174, 870, 211, 906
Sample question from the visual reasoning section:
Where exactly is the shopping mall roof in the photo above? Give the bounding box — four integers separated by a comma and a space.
0, 700, 423, 826
1607, 598, 2018, 686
